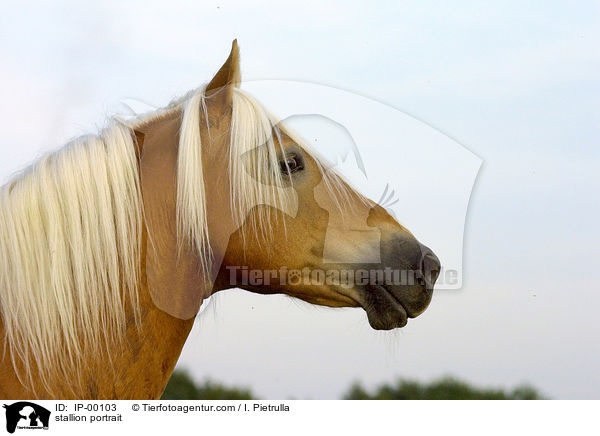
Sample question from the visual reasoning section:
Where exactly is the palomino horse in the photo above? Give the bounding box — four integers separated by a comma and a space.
0, 41, 440, 399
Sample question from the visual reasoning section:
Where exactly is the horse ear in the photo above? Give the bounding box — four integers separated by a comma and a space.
205, 39, 241, 100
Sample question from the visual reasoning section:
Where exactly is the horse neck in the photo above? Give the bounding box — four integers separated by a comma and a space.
0, 223, 195, 400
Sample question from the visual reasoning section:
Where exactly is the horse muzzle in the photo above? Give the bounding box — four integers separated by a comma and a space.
359, 236, 441, 330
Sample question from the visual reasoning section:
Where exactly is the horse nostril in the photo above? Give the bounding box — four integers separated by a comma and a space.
419, 245, 441, 289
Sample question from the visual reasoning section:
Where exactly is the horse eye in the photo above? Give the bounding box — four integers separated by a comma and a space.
280, 155, 303, 174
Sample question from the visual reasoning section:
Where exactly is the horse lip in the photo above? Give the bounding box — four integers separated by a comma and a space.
362, 284, 409, 330
382, 279, 435, 318
377, 283, 411, 317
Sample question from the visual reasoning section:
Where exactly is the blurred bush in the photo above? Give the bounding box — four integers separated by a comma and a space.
161, 370, 255, 400
161, 370, 544, 400
343, 376, 543, 400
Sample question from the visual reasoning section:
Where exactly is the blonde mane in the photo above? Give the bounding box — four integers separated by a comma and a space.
0, 123, 142, 389
0, 85, 353, 391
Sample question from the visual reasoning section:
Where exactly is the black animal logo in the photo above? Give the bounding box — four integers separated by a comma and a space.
3, 402, 50, 433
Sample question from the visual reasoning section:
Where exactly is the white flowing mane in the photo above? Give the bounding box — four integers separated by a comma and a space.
0, 121, 142, 389
0, 85, 353, 390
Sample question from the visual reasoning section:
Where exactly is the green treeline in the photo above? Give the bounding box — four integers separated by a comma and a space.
161, 370, 544, 400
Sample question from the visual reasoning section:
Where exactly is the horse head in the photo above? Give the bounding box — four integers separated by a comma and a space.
139, 40, 440, 329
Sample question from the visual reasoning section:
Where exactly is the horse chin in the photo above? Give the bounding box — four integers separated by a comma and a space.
361, 284, 409, 330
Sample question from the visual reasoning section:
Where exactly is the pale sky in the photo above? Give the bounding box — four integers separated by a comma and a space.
0, 1, 598, 399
